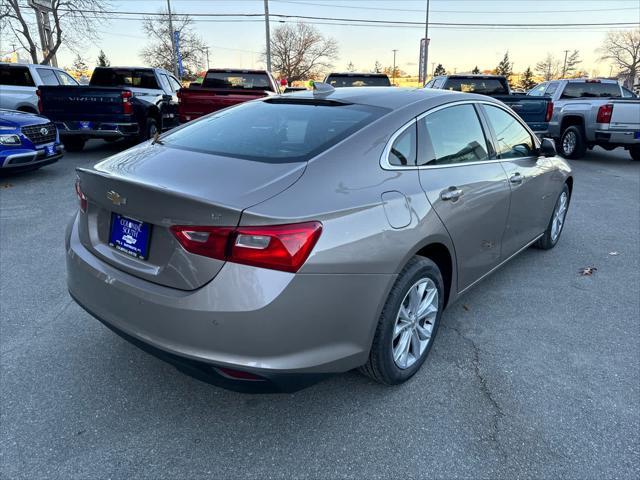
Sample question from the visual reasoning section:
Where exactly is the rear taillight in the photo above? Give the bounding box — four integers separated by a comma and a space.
176, 89, 182, 99
74, 178, 87, 213
36, 89, 43, 113
596, 104, 613, 124
545, 101, 554, 122
121, 90, 133, 115
170, 221, 323, 273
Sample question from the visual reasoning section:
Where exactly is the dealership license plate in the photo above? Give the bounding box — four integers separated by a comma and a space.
634, 131, 640, 139
80, 121, 93, 129
108, 213, 152, 260
45, 145, 56, 156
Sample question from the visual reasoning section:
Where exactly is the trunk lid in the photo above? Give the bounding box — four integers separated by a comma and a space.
76, 143, 305, 290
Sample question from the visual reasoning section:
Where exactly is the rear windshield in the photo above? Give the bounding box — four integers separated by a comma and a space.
326, 75, 391, 87
202, 72, 273, 91
90, 68, 159, 89
443, 78, 508, 95
161, 100, 388, 162
0, 66, 35, 87
561, 82, 621, 99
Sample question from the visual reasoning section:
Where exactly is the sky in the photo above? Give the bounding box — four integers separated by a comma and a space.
8, 0, 640, 76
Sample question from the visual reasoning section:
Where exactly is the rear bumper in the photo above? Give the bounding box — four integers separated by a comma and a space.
57, 122, 140, 139
66, 215, 394, 390
594, 129, 640, 146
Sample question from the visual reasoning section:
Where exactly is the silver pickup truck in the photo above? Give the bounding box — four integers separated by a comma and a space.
528, 78, 640, 161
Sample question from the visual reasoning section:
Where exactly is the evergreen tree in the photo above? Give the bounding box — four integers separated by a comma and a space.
347, 61, 356, 72
495, 51, 513, 78
373, 60, 382, 73
97, 50, 110, 67
72, 54, 88, 72
472, 65, 480, 74
519, 67, 537, 91
433, 63, 446, 76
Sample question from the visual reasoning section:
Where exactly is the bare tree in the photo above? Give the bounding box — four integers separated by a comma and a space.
346, 61, 355, 72
561, 49, 581, 78
1, 0, 109, 65
373, 60, 382, 73
268, 22, 338, 83
598, 29, 640, 87
535, 53, 560, 81
139, 9, 207, 80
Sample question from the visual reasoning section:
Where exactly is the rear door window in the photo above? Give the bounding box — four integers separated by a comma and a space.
0, 66, 35, 86
418, 104, 491, 166
545, 82, 559, 96
560, 82, 621, 98
55, 70, 78, 85
161, 99, 388, 163
36, 68, 60, 85
482, 104, 535, 159
528, 83, 547, 96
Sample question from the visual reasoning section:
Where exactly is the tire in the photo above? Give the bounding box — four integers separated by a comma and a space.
535, 184, 570, 250
360, 256, 444, 385
140, 117, 159, 143
557, 126, 587, 159
630, 145, 640, 161
63, 137, 86, 152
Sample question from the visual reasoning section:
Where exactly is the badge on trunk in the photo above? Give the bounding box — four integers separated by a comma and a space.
107, 190, 127, 206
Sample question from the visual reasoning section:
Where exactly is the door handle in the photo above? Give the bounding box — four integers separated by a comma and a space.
440, 187, 464, 201
509, 173, 524, 185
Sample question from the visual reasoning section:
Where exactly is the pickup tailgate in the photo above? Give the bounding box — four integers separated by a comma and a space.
178, 87, 269, 122
610, 100, 640, 129
39, 85, 128, 121
495, 95, 551, 131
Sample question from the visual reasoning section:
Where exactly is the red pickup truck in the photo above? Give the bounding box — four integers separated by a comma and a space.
178, 69, 280, 123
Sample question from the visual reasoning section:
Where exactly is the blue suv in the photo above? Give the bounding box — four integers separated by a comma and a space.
0, 109, 64, 171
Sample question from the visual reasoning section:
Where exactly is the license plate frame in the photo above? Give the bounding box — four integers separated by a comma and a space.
108, 213, 152, 260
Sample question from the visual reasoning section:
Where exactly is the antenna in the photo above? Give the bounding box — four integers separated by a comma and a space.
312, 82, 335, 95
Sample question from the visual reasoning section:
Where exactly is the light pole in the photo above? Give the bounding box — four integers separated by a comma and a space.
167, 0, 178, 77
264, 0, 272, 71
422, 0, 430, 84
392, 49, 398, 85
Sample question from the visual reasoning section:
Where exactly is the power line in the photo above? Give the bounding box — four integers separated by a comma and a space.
55, 8, 637, 28
271, 0, 639, 14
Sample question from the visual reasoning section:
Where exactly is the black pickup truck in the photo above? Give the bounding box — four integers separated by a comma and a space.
38, 67, 182, 151
425, 74, 553, 136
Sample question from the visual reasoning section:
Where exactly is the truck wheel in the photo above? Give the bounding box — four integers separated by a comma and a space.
558, 126, 587, 159
63, 137, 86, 152
142, 118, 159, 142
630, 146, 640, 161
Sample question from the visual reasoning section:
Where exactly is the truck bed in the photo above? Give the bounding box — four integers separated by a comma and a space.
178, 87, 272, 122
492, 94, 552, 134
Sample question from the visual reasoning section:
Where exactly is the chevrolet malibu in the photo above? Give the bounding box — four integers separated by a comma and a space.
66, 86, 572, 391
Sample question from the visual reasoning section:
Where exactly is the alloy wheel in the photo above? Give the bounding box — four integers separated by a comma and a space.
551, 191, 568, 242
392, 278, 439, 369
562, 131, 576, 155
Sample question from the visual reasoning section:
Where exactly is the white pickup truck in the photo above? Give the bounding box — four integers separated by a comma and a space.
528, 78, 640, 161
0, 63, 78, 114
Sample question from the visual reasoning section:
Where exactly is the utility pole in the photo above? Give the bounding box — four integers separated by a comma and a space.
392, 49, 398, 85
167, 0, 178, 77
264, 0, 272, 72
561, 49, 569, 78
422, 0, 430, 84
431, 62, 435, 77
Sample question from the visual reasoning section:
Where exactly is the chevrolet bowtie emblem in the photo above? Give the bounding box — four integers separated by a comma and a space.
106, 190, 127, 206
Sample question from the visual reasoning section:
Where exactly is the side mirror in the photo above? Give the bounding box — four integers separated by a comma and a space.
540, 137, 556, 157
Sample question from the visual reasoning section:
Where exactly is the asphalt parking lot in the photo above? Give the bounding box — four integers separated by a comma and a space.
1, 140, 639, 479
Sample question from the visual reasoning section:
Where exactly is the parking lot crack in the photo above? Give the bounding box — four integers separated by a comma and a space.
443, 323, 505, 448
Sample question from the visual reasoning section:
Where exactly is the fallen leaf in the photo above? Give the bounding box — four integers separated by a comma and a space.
578, 266, 597, 276
1, 183, 13, 189
462, 304, 470, 311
